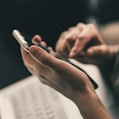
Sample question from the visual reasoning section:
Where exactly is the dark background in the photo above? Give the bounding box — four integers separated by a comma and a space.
0, 0, 119, 89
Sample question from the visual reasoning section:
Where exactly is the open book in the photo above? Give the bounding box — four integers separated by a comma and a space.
0, 60, 119, 119
0, 75, 82, 119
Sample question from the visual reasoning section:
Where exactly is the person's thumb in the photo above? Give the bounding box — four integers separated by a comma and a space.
29, 45, 58, 68
86, 45, 105, 57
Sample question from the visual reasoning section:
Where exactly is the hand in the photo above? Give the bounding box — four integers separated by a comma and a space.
56, 23, 117, 67
20, 35, 112, 119
20, 35, 94, 100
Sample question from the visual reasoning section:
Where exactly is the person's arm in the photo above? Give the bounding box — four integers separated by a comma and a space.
74, 87, 112, 119
55, 23, 117, 68
20, 35, 112, 119
98, 22, 119, 45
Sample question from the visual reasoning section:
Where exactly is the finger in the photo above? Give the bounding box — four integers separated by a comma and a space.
86, 45, 107, 58
56, 26, 79, 55
48, 46, 53, 51
69, 24, 100, 57
76, 22, 86, 31
29, 45, 58, 68
40, 41, 47, 47
32, 35, 42, 45
56, 29, 81, 56
56, 37, 70, 57
32, 35, 48, 50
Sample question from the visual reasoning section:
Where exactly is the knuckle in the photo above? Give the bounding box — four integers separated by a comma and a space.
87, 24, 97, 32
87, 24, 98, 35
76, 22, 85, 28
68, 26, 75, 32
61, 31, 71, 40
87, 24, 95, 29
78, 34, 87, 41
60, 31, 67, 39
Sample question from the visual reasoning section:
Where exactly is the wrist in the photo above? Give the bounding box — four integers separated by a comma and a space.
72, 87, 112, 119
72, 85, 97, 107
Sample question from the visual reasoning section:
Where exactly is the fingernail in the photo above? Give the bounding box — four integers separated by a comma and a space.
32, 40, 40, 45
87, 49, 94, 56
69, 51, 76, 57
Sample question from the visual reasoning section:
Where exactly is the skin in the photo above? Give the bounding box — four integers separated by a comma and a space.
20, 24, 114, 119
56, 23, 119, 69
99, 22, 119, 45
